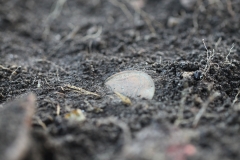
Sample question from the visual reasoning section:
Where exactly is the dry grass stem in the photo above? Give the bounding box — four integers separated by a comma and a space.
56, 103, 61, 116
82, 26, 102, 41
225, 43, 235, 63
64, 84, 100, 97
64, 25, 81, 41
9, 66, 20, 80
227, 0, 235, 17
124, 0, 156, 34
36, 117, 47, 130
43, 0, 67, 38
232, 89, 240, 107
109, 0, 134, 21
35, 59, 69, 74
202, 39, 219, 75
193, 92, 220, 127
115, 91, 132, 106
0, 65, 11, 71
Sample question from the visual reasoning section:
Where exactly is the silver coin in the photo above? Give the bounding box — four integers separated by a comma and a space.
105, 70, 155, 99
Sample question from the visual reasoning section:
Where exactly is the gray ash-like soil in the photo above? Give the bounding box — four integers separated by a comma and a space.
1, 0, 240, 160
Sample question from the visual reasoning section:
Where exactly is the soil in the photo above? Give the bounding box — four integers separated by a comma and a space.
1, 0, 240, 160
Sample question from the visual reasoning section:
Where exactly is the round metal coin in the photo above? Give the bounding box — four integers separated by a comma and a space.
105, 70, 155, 99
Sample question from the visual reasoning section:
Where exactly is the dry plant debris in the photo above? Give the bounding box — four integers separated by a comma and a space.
114, 91, 132, 105
64, 84, 100, 97
193, 92, 220, 127
64, 109, 86, 122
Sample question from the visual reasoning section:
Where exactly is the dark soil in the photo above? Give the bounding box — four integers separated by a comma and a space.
1, 0, 240, 160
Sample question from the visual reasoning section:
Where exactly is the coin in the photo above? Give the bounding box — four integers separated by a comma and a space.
105, 70, 155, 99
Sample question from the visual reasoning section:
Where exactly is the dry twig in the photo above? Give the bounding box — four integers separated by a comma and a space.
174, 87, 192, 126
82, 26, 102, 41
64, 25, 81, 41
225, 43, 235, 63
227, 0, 235, 17
9, 66, 20, 80
43, 0, 67, 38
84, 99, 94, 111
109, 0, 156, 34
202, 39, 219, 75
232, 88, 240, 107
64, 84, 100, 97
214, 37, 222, 48
56, 103, 61, 116
193, 92, 220, 127
36, 116, 47, 130
109, 0, 134, 21
0, 93, 4, 98
115, 91, 132, 106
0, 65, 11, 71
124, 0, 156, 34
35, 59, 69, 74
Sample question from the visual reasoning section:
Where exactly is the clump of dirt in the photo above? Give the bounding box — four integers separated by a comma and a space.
1, 0, 240, 160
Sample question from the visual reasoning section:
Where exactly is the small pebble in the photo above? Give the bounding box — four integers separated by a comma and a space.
193, 70, 203, 80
